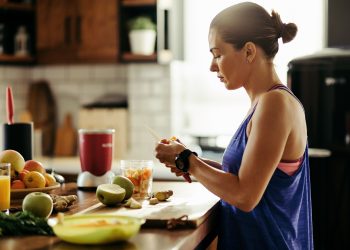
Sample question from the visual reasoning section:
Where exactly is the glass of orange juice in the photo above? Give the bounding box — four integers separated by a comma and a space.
120, 160, 153, 199
0, 163, 11, 213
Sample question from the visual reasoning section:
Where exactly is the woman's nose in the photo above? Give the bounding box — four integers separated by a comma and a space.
210, 59, 218, 72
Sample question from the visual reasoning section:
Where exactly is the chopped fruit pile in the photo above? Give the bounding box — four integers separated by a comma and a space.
123, 167, 152, 198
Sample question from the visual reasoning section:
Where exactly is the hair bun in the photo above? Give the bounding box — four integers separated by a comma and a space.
271, 10, 298, 43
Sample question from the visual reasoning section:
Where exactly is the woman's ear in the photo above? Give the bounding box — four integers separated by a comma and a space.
244, 42, 256, 63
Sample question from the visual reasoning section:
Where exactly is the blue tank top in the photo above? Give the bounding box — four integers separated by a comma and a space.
218, 85, 314, 249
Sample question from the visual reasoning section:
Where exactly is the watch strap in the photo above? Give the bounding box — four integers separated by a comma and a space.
176, 149, 197, 173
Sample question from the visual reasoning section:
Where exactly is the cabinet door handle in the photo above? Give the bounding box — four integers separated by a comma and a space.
76, 16, 81, 44
64, 16, 72, 44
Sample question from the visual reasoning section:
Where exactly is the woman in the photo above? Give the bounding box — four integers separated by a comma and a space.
155, 2, 313, 249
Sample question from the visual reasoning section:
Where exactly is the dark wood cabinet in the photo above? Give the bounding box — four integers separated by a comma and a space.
36, 0, 118, 64
1, 0, 165, 65
0, 0, 35, 65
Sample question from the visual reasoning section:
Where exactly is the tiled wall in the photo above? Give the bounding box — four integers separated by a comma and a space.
0, 64, 171, 160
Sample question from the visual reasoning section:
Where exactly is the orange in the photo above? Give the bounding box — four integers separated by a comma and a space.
11, 179, 26, 189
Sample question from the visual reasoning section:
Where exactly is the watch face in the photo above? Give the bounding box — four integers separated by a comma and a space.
176, 158, 185, 170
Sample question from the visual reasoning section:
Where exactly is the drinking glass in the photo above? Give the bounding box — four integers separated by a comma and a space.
0, 163, 11, 213
120, 160, 153, 199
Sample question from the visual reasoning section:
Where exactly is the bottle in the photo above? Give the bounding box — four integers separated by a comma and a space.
14, 26, 29, 56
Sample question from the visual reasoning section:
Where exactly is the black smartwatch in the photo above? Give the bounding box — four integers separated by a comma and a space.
175, 149, 198, 173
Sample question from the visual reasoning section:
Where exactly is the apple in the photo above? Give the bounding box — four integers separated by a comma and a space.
22, 192, 53, 219
0, 149, 25, 178
96, 183, 126, 206
23, 160, 46, 175
19, 169, 29, 182
44, 173, 57, 187
112, 175, 134, 200
23, 171, 46, 188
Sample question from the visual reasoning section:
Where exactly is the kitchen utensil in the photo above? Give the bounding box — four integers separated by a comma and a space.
26, 81, 57, 156
77, 129, 115, 189
3, 122, 33, 161
144, 125, 192, 183
48, 214, 145, 245
54, 113, 77, 156
6, 86, 14, 124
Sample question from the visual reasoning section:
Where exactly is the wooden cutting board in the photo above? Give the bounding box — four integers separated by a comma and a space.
75, 182, 220, 229
54, 113, 77, 156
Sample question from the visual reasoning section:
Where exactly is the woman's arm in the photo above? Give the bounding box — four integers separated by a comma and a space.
155, 91, 295, 212
188, 91, 292, 211
201, 158, 222, 169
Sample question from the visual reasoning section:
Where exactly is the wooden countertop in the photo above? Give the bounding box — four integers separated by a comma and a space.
1, 181, 220, 250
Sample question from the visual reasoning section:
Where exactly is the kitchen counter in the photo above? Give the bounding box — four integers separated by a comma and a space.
36, 157, 186, 181
2, 181, 220, 250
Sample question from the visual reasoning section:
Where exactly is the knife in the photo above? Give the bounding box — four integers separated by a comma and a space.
6, 86, 14, 124
145, 125, 192, 183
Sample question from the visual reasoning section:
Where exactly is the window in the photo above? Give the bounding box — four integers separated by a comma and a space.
173, 0, 325, 142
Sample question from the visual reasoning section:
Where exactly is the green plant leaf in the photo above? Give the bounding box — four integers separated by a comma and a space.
128, 16, 156, 31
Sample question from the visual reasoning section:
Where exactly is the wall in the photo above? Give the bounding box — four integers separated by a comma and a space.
0, 64, 171, 160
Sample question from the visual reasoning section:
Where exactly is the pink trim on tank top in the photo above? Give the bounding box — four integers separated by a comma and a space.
277, 157, 303, 176
263, 84, 304, 176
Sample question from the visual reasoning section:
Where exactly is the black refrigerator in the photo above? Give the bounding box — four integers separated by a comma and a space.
288, 48, 350, 249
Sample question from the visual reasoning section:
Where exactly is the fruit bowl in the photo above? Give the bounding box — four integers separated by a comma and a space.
11, 183, 60, 200
48, 214, 145, 244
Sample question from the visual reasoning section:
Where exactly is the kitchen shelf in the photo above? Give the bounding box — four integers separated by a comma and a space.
121, 0, 156, 7
0, 2, 34, 11
0, 54, 34, 63
121, 52, 157, 62
119, 0, 157, 63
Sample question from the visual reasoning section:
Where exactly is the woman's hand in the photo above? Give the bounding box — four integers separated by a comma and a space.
154, 139, 186, 169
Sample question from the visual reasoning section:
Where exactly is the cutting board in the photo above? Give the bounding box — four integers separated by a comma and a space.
76, 182, 220, 229
54, 113, 77, 156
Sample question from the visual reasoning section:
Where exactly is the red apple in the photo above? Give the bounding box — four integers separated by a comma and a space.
0, 149, 25, 179
19, 169, 30, 182
23, 160, 46, 175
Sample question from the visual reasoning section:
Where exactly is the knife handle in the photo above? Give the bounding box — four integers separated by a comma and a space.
6, 86, 14, 124
183, 173, 192, 183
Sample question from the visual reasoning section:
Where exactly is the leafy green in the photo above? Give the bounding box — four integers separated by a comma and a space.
128, 16, 156, 31
0, 211, 54, 236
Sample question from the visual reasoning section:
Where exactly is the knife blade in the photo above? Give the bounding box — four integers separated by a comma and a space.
144, 125, 192, 183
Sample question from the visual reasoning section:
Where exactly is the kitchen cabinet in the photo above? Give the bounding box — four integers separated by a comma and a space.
36, 0, 118, 64
0, 0, 35, 65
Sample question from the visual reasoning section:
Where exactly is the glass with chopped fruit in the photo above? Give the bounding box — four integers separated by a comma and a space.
120, 160, 153, 199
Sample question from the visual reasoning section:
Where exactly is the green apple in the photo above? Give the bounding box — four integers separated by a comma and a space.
22, 192, 53, 219
112, 175, 134, 200
0, 149, 25, 179
96, 184, 126, 206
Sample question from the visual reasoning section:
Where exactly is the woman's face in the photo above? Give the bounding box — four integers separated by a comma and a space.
208, 28, 249, 90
